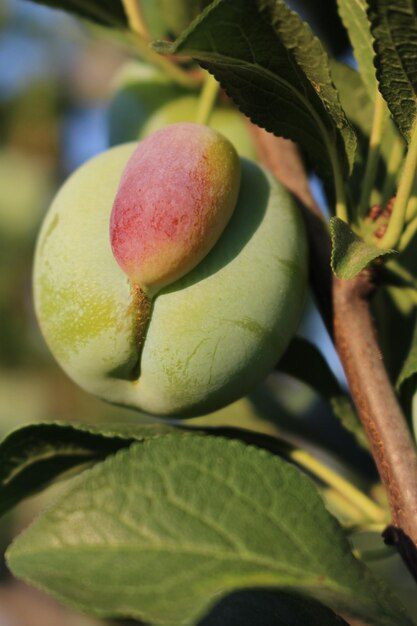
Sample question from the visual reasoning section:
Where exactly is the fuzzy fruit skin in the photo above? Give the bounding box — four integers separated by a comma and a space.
110, 123, 241, 293
34, 141, 307, 417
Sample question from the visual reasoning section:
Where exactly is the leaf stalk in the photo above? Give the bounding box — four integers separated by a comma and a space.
122, 0, 148, 38
379, 118, 417, 249
399, 213, 417, 251
195, 72, 220, 125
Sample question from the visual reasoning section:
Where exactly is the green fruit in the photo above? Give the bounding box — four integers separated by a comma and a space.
108, 62, 188, 146
108, 63, 258, 160
140, 95, 258, 161
34, 131, 307, 417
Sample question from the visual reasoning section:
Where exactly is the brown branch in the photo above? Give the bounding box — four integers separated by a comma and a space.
251, 125, 417, 576
333, 272, 417, 575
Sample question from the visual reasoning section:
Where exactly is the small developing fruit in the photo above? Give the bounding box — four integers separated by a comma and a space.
110, 123, 240, 294
34, 124, 307, 417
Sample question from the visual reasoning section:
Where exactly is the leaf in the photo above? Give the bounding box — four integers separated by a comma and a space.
330, 216, 394, 279
367, 0, 417, 142
330, 61, 374, 139
7, 435, 412, 626
26, 0, 128, 28
279, 337, 368, 449
336, 0, 377, 101
0, 421, 174, 517
154, 0, 356, 187
199, 589, 349, 626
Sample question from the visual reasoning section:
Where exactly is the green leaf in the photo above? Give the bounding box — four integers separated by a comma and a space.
336, 0, 377, 101
367, 0, 417, 142
330, 61, 374, 140
279, 337, 368, 449
26, 0, 128, 28
199, 589, 349, 626
330, 216, 394, 279
7, 435, 412, 626
154, 0, 356, 187
0, 421, 173, 517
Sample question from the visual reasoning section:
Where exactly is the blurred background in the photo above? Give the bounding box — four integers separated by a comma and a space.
0, 1, 137, 622
1, 1, 416, 624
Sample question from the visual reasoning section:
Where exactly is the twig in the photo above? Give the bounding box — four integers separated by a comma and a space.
333, 271, 417, 575
251, 124, 417, 579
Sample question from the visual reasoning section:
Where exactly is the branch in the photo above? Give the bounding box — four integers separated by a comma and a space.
333, 271, 417, 576
251, 125, 417, 577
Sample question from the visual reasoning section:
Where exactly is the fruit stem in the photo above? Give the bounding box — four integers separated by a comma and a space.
195, 72, 220, 125
378, 117, 417, 249
289, 449, 387, 523
123, 0, 199, 89
358, 90, 387, 218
